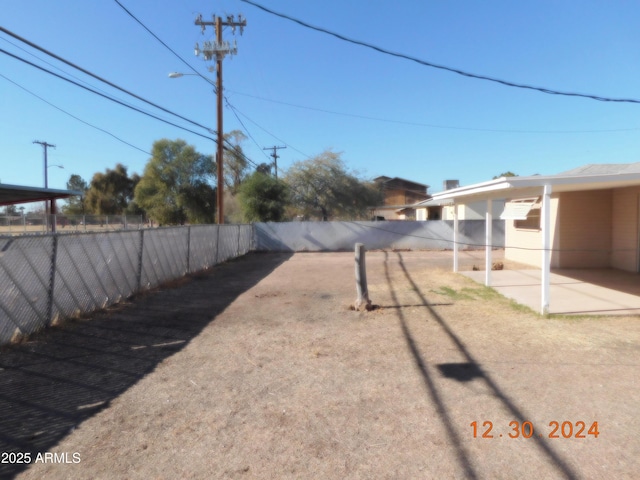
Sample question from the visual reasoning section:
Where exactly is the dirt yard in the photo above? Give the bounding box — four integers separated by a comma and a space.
2, 250, 639, 479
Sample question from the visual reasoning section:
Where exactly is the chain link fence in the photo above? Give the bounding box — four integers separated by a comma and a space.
0, 224, 254, 345
254, 220, 505, 251
0, 215, 145, 235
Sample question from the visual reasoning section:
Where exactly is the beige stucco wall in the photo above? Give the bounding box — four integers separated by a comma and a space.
504, 195, 560, 268
612, 187, 640, 272
556, 190, 612, 268
498, 187, 640, 271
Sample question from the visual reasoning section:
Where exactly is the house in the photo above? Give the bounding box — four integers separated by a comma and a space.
413, 180, 505, 221
427, 162, 640, 313
371, 176, 430, 220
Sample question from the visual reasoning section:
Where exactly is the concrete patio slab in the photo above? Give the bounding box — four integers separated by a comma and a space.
462, 268, 640, 315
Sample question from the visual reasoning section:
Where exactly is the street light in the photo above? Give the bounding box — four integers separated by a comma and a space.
46, 164, 64, 188
168, 72, 216, 87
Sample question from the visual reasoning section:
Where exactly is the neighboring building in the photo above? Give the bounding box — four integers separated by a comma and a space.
371, 176, 430, 220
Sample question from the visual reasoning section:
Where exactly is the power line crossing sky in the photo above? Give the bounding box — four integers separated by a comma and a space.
1, 0, 639, 196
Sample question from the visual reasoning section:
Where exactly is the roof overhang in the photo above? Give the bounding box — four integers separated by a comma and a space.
413, 198, 453, 208
428, 172, 640, 203
0, 184, 81, 206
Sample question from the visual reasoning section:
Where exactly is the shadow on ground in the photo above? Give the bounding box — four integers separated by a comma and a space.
384, 251, 581, 480
0, 252, 292, 479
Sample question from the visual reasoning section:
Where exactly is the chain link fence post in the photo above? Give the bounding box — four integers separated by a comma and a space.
136, 229, 145, 291
186, 225, 191, 274
237, 225, 241, 257
215, 225, 220, 265
47, 235, 58, 326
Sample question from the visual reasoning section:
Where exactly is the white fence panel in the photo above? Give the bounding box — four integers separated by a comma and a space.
0, 236, 54, 343
254, 220, 504, 252
140, 228, 189, 290
52, 231, 141, 322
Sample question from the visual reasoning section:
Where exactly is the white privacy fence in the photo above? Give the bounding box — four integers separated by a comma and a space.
0, 225, 253, 345
254, 220, 504, 252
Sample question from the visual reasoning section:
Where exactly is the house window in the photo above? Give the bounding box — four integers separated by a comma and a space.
500, 198, 541, 230
514, 207, 541, 230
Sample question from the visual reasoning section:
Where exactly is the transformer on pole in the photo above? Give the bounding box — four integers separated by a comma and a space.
194, 14, 246, 224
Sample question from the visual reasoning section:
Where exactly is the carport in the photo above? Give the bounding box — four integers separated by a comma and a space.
0, 183, 80, 232
428, 164, 640, 315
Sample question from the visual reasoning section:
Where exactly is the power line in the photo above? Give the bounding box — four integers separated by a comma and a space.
108, 3, 311, 173
112, 0, 216, 90
0, 73, 152, 156
225, 102, 273, 163
0, 35, 130, 103
229, 107, 312, 159
2, 62, 266, 190
228, 89, 640, 134
240, 0, 640, 105
0, 26, 215, 135
0, 34, 173, 128
0, 48, 216, 142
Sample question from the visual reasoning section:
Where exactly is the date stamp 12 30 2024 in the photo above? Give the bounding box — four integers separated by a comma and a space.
470, 421, 599, 439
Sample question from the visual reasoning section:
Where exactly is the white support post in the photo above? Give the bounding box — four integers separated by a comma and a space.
453, 203, 459, 273
485, 199, 493, 286
541, 184, 552, 315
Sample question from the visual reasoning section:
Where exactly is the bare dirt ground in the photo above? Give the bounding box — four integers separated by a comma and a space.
2, 250, 640, 479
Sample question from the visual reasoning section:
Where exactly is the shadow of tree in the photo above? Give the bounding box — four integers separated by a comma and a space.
0, 252, 292, 479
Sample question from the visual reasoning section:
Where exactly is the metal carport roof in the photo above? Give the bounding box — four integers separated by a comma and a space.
0, 184, 80, 207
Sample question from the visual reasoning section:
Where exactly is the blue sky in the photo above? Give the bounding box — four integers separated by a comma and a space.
2, 0, 640, 202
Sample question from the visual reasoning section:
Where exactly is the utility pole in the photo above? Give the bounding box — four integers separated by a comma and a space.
33, 140, 57, 231
33, 140, 56, 188
195, 13, 246, 224
263, 145, 286, 180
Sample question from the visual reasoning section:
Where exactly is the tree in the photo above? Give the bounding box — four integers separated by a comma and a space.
256, 162, 273, 176
4, 205, 17, 216
284, 150, 382, 221
134, 139, 215, 225
62, 174, 88, 215
238, 171, 289, 222
223, 130, 249, 194
85, 164, 138, 215
493, 171, 517, 179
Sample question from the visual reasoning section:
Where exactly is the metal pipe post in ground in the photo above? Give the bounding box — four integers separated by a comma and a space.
354, 243, 372, 311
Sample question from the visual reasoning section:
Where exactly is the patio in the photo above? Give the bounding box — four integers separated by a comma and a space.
463, 268, 640, 315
